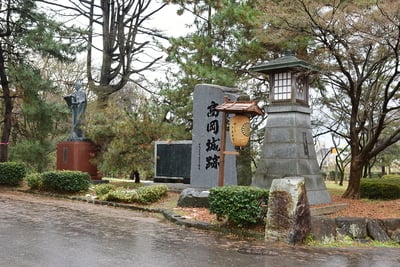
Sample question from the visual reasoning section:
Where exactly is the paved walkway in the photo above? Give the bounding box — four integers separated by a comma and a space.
1, 190, 400, 267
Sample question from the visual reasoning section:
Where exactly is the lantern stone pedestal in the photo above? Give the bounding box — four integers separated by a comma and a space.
56, 141, 100, 180
252, 105, 331, 205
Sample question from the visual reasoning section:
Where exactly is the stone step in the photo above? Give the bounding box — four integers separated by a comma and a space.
310, 203, 349, 216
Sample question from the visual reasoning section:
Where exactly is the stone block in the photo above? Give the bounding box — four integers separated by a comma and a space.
265, 177, 311, 244
367, 219, 391, 242
263, 144, 298, 159
310, 216, 337, 241
177, 188, 209, 208
381, 218, 400, 232
265, 114, 296, 128
391, 229, 400, 243
381, 219, 400, 239
336, 217, 368, 239
265, 128, 296, 143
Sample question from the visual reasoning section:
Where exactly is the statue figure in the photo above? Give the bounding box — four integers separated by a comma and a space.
64, 82, 87, 140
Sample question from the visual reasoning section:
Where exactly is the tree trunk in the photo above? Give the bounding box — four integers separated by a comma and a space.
342, 156, 363, 199
130, 170, 140, 184
95, 92, 110, 109
0, 47, 11, 162
339, 170, 344, 186
362, 165, 367, 178
381, 165, 386, 176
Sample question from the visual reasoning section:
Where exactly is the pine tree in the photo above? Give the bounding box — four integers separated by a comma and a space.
160, 0, 266, 131
0, 0, 85, 162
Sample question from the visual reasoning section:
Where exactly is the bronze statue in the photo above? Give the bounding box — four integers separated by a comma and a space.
64, 82, 87, 140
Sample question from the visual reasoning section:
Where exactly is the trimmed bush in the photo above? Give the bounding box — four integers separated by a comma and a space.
381, 174, 400, 180
0, 162, 26, 186
381, 175, 400, 185
94, 183, 116, 196
98, 184, 168, 204
209, 186, 269, 227
360, 179, 400, 200
136, 184, 168, 204
100, 187, 139, 202
41, 170, 91, 193
26, 173, 44, 190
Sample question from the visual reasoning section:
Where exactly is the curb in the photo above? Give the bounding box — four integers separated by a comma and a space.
15, 189, 264, 239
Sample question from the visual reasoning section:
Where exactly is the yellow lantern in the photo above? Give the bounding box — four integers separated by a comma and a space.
229, 115, 250, 147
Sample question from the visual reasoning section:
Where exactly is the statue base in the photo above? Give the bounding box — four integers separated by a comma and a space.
56, 141, 100, 180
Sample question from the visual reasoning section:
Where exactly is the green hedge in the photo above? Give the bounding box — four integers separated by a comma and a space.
360, 178, 400, 200
0, 162, 26, 186
209, 186, 269, 227
40, 170, 91, 193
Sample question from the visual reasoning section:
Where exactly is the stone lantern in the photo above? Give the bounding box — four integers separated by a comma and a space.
251, 52, 331, 205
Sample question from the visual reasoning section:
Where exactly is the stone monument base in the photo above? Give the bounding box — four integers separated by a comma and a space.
56, 141, 100, 180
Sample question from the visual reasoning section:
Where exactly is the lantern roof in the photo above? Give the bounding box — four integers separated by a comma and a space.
216, 100, 264, 116
250, 52, 318, 74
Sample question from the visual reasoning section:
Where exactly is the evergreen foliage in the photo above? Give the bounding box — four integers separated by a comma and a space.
0, 0, 85, 162
209, 186, 269, 227
160, 0, 267, 131
8, 64, 70, 172
360, 178, 400, 200
136, 185, 169, 204
94, 183, 116, 197
40, 170, 91, 193
0, 162, 26, 186
84, 91, 186, 178
26, 173, 43, 190
98, 184, 168, 204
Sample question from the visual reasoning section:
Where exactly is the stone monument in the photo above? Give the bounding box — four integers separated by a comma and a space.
190, 84, 240, 188
56, 82, 99, 180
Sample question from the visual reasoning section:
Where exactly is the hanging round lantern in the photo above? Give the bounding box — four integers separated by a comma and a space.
229, 115, 251, 147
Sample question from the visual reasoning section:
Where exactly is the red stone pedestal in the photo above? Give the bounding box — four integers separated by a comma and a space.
57, 141, 100, 180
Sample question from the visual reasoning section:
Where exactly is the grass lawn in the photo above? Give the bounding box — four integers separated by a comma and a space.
325, 180, 347, 197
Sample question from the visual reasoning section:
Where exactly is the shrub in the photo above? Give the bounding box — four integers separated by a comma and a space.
136, 184, 168, 204
360, 179, 400, 200
0, 162, 26, 186
41, 170, 91, 193
98, 184, 168, 204
26, 173, 43, 190
381, 175, 400, 185
94, 183, 116, 196
209, 186, 269, 227
382, 174, 400, 179
99, 187, 139, 203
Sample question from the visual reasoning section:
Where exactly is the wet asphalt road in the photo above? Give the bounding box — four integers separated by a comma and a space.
0, 191, 399, 267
